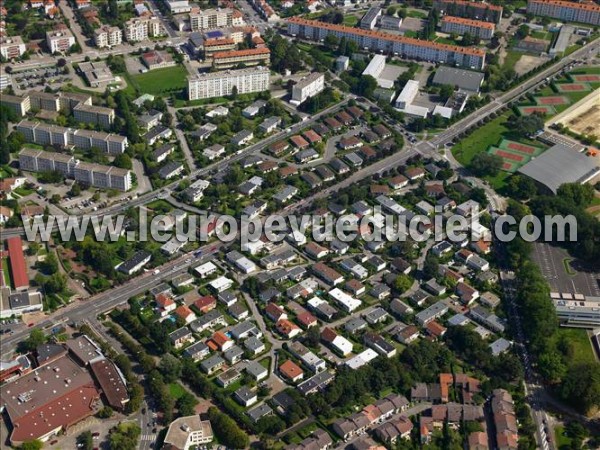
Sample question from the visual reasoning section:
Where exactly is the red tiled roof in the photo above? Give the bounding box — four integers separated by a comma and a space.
194, 295, 216, 312
6, 237, 28, 289
212, 331, 230, 348
290, 135, 310, 148
437, 0, 502, 12
156, 293, 174, 308
287, 17, 486, 57
10, 385, 99, 444
442, 15, 496, 30
175, 305, 195, 319
213, 47, 271, 59
529, 0, 600, 12
279, 359, 303, 379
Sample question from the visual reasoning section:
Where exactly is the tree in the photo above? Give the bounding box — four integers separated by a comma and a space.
159, 354, 182, 383
176, 392, 198, 416
510, 113, 544, 137
556, 183, 594, 208
394, 274, 413, 294
108, 423, 140, 450
423, 254, 439, 279
324, 34, 339, 51
516, 24, 530, 39
439, 84, 454, 102
469, 152, 503, 177
113, 153, 132, 170
208, 407, 250, 449
538, 351, 567, 384
356, 75, 378, 98
76, 431, 93, 450
23, 329, 46, 352
559, 362, 600, 415
38, 251, 58, 275
97, 406, 114, 418
19, 441, 43, 450
57, 58, 67, 67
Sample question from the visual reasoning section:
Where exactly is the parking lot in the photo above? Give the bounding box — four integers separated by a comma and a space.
12, 66, 73, 93
532, 243, 600, 297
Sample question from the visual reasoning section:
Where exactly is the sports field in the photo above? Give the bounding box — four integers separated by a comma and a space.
571, 74, 600, 83
487, 139, 544, 173
534, 96, 569, 105
518, 105, 556, 116
555, 82, 591, 92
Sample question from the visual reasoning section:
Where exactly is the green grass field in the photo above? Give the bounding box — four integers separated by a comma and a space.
552, 328, 596, 365
531, 30, 552, 40
452, 113, 510, 166
407, 9, 427, 18
343, 15, 358, 26
168, 383, 187, 400
503, 50, 523, 72
130, 66, 189, 96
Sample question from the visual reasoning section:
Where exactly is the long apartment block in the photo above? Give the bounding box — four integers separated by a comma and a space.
440, 16, 495, 39
16, 120, 128, 154
19, 149, 132, 191
212, 47, 270, 69
433, 0, 503, 24
286, 17, 486, 70
28, 90, 92, 112
187, 66, 270, 100
527, 0, 600, 26
73, 103, 115, 129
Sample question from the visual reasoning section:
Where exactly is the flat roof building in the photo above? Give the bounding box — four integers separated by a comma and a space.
188, 66, 270, 100
432, 65, 484, 93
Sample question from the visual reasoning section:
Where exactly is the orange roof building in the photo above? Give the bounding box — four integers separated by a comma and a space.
287, 17, 486, 70
279, 360, 304, 381
175, 305, 196, 323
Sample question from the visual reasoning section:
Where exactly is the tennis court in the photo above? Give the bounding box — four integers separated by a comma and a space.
488, 146, 532, 172
518, 105, 556, 116
498, 139, 544, 156
535, 96, 570, 105
571, 74, 600, 83
556, 82, 591, 92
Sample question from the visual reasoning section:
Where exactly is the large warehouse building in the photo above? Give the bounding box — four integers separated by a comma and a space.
517, 144, 600, 194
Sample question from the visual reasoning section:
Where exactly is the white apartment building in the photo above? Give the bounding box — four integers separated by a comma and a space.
527, 0, 600, 26
19, 149, 132, 191
46, 27, 75, 53
0, 36, 26, 60
190, 9, 233, 31
163, 417, 213, 450
124, 17, 163, 42
188, 66, 270, 100
287, 17, 486, 70
93, 25, 123, 48
16, 120, 128, 154
73, 104, 115, 129
0, 95, 31, 117
440, 16, 495, 39
290, 72, 325, 106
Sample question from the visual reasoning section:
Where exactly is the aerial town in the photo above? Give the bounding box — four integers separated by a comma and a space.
0, 0, 599, 449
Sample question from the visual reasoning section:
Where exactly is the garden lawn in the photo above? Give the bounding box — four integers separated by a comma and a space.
343, 15, 358, 26
503, 50, 522, 72
551, 328, 596, 365
168, 383, 187, 400
130, 66, 189, 96
452, 112, 510, 166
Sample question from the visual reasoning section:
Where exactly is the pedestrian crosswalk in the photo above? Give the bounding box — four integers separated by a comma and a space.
141, 434, 156, 441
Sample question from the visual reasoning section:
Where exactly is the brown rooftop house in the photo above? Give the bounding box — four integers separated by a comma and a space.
312, 262, 344, 286
279, 359, 304, 382
404, 167, 425, 181
89, 358, 129, 411
279, 166, 298, 178
359, 145, 377, 160
346, 105, 364, 119
141, 50, 175, 70
290, 134, 310, 149
373, 124, 391, 138
303, 129, 322, 144
338, 135, 362, 150
324, 117, 342, 131
335, 111, 353, 125
269, 140, 289, 156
